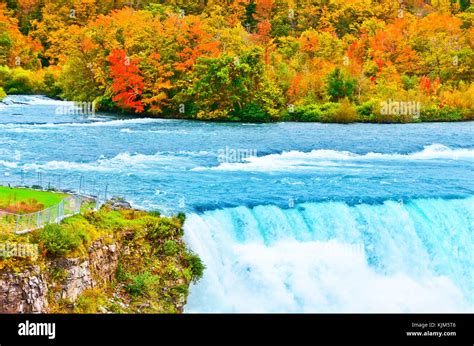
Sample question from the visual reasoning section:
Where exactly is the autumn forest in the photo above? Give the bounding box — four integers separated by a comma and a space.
0, 0, 473, 122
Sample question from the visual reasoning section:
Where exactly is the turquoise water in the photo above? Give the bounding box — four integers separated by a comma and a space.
1, 95, 473, 312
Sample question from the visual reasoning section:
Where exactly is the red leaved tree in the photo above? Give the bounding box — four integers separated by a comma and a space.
108, 49, 144, 113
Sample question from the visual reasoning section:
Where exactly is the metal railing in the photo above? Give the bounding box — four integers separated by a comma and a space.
0, 195, 84, 235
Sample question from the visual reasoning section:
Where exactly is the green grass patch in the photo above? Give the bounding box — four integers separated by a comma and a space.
125, 271, 160, 297
0, 187, 66, 213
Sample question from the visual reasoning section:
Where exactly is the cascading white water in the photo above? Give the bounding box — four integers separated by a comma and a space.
184, 197, 473, 312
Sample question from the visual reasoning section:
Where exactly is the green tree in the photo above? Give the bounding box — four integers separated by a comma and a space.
242, 0, 258, 32
58, 55, 100, 101
188, 47, 266, 120
0, 31, 13, 65
326, 68, 356, 101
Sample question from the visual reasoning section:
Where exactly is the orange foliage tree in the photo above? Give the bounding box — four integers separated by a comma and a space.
108, 49, 144, 113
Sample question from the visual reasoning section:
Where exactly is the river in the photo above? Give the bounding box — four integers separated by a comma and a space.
0, 95, 473, 312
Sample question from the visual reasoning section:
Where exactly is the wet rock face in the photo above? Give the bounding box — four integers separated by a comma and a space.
107, 198, 132, 211
0, 240, 120, 313
0, 266, 48, 313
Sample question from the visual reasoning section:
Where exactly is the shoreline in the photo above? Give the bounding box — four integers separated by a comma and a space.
1, 94, 473, 124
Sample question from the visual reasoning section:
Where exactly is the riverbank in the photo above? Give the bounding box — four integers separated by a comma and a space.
97, 96, 473, 123
1, 93, 473, 124
1, 1, 473, 125
0, 198, 204, 313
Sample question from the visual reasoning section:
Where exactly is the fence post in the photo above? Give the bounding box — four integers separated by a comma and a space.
15, 214, 20, 234
57, 202, 60, 223
59, 200, 64, 222
8, 196, 84, 234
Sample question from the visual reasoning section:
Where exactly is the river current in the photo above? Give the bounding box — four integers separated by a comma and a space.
1, 95, 472, 312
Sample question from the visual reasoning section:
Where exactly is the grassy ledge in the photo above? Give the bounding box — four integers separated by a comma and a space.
0, 200, 204, 314
0, 186, 67, 213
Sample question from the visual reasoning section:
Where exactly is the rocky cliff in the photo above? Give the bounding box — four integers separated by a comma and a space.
0, 206, 203, 313
0, 239, 120, 313
0, 265, 48, 313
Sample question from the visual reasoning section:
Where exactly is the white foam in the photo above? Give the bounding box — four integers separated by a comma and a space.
41, 118, 166, 127
184, 198, 474, 312
20, 151, 195, 172
0, 160, 18, 168
185, 236, 467, 312
2, 127, 52, 133
1, 95, 71, 106
195, 144, 474, 172
148, 129, 190, 134
0, 118, 167, 130
177, 150, 211, 157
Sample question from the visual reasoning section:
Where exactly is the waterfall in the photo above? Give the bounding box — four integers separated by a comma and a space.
184, 197, 473, 312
